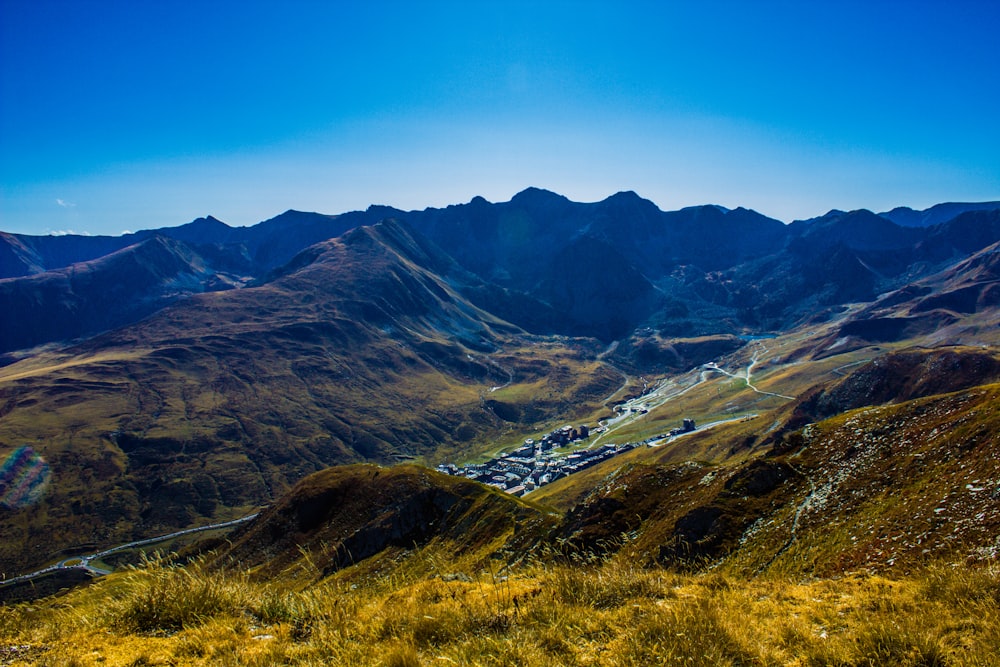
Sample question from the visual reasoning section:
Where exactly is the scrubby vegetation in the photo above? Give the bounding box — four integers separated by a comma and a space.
2, 552, 999, 666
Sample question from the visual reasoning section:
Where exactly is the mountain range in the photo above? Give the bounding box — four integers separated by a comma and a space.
5, 190, 999, 354
1, 189, 999, 578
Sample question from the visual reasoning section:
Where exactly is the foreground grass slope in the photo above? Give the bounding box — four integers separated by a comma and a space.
2, 555, 998, 666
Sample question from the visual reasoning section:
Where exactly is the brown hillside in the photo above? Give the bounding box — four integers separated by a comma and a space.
215, 464, 553, 580
0, 221, 617, 574
552, 381, 1000, 577
786, 346, 1000, 430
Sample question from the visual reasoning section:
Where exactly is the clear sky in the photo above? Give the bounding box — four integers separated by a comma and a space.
1, 0, 998, 236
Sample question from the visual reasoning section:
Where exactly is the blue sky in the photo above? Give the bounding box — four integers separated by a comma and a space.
1, 0, 998, 236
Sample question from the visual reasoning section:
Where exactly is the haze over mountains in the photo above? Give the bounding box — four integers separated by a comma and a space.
1, 189, 1000, 578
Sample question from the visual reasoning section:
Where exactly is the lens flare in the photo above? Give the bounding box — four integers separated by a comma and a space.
0, 446, 51, 509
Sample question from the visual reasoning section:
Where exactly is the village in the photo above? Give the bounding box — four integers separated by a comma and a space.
437, 418, 697, 496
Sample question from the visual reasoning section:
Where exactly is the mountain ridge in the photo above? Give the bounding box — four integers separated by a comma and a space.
4, 191, 999, 350
880, 201, 1000, 227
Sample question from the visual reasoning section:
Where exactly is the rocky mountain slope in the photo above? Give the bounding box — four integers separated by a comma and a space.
880, 201, 1000, 227
0, 235, 247, 354
554, 347, 1000, 575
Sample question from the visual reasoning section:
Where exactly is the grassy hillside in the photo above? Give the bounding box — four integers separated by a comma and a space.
3, 554, 999, 666
212, 464, 556, 582
537, 374, 1000, 579
3, 455, 1000, 666
0, 330, 619, 574
3, 359, 1000, 665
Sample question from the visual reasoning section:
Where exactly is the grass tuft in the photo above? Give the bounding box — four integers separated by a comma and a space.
104, 554, 250, 633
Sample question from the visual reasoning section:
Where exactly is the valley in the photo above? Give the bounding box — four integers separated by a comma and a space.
2, 191, 1000, 665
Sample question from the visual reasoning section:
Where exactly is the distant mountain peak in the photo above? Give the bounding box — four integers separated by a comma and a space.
598, 190, 663, 217
265, 209, 338, 224
605, 190, 642, 201
678, 203, 734, 216
879, 201, 1000, 228
510, 187, 569, 205
794, 209, 861, 225
188, 214, 229, 228
366, 203, 404, 217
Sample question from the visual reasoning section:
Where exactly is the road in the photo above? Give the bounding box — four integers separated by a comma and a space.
590, 341, 795, 448
1, 513, 259, 588
645, 414, 758, 447
703, 343, 795, 400
591, 369, 711, 446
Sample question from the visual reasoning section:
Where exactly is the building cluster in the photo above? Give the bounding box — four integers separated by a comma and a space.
437, 424, 639, 496
670, 418, 697, 437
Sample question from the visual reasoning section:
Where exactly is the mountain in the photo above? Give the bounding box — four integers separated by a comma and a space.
789, 208, 923, 252
215, 463, 551, 580
3, 191, 1000, 665
400, 194, 999, 339
880, 201, 1000, 227
542, 341, 1000, 573
394, 190, 791, 338
0, 210, 356, 281
0, 232, 44, 278
783, 346, 1000, 433
198, 345, 1000, 579
0, 219, 620, 572
557, 380, 1000, 575
809, 237, 1000, 356
0, 235, 245, 355
918, 209, 1000, 260
0, 211, 370, 354
0, 231, 133, 279
4, 192, 1000, 350
2, 189, 1000, 577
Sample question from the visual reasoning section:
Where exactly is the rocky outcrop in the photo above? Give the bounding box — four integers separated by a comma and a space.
790, 347, 1000, 427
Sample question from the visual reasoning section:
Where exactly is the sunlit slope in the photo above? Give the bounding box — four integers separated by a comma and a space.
4, 385, 1000, 664
543, 348, 1000, 576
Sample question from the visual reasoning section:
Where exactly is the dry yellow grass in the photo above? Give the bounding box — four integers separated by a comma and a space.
2, 553, 998, 666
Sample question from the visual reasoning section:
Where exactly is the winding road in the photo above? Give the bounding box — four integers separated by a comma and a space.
590, 342, 795, 448
644, 413, 759, 447
703, 344, 795, 400
591, 371, 709, 446
1, 513, 258, 588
